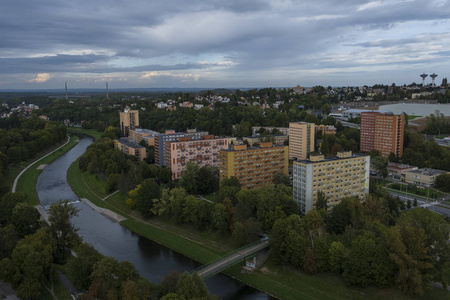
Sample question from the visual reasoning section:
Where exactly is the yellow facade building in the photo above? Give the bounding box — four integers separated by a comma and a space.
114, 138, 147, 161
119, 108, 139, 137
219, 142, 289, 189
289, 122, 315, 160
293, 151, 370, 213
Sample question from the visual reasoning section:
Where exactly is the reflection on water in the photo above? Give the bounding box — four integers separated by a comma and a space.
36, 138, 271, 300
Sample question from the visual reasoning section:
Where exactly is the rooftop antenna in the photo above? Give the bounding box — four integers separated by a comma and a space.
430, 73, 438, 86
420, 72, 428, 86
65, 82, 68, 100
106, 82, 109, 99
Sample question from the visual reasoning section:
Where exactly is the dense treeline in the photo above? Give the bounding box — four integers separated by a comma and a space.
270, 190, 449, 295
0, 114, 67, 196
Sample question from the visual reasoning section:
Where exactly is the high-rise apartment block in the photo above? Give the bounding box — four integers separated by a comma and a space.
165, 135, 229, 179
289, 122, 315, 160
154, 129, 209, 167
293, 151, 370, 214
119, 108, 139, 137
219, 142, 289, 189
360, 112, 405, 157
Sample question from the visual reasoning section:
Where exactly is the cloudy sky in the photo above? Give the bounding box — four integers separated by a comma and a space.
1, 0, 449, 89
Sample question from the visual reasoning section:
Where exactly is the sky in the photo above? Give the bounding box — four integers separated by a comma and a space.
1, 0, 449, 89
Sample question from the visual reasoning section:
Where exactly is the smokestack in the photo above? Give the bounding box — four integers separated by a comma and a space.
106, 82, 109, 99
65, 82, 68, 100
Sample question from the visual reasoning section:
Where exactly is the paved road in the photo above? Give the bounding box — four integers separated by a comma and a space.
388, 191, 450, 218
0, 280, 19, 300
196, 241, 269, 279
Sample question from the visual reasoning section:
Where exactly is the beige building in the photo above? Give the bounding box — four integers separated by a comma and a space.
119, 108, 139, 137
114, 138, 147, 161
387, 162, 418, 180
219, 142, 289, 190
129, 128, 159, 146
293, 151, 370, 213
315, 125, 337, 135
289, 122, 315, 160
402, 168, 449, 187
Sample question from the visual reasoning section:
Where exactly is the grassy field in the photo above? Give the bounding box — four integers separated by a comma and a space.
224, 258, 449, 300
67, 161, 449, 299
407, 115, 422, 120
12, 135, 78, 205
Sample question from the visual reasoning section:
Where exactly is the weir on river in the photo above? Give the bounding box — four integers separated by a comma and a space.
36, 137, 272, 300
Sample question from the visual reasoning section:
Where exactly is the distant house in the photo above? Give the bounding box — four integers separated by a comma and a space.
402, 168, 449, 187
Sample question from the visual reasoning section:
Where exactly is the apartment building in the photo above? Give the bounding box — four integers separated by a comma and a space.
219, 142, 289, 189
243, 135, 288, 147
315, 125, 337, 135
360, 111, 405, 157
129, 128, 159, 146
289, 122, 315, 160
252, 126, 290, 135
119, 108, 139, 137
114, 138, 147, 161
293, 151, 370, 214
154, 129, 209, 167
165, 135, 229, 179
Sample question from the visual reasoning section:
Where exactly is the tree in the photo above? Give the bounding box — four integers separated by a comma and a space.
316, 191, 328, 211
0, 224, 17, 260
11, 202, 41, 237
413, 198, 418, 207
372, 156, 389, 183
135, 178, 161, 218
48, 199, 81, 263
274, 172, 290, 186
197, 166, 219, 194
175, 272, 209, 299
303, 247, 317, 274
212, 203, 230, 233
67, 243, 101, 289
179, 161, 200, 194
106, 173, 120, 193
90, 257, 139, 296
0, 192, 27, 226
0, 228, 56, 299
328, 241, 346, 273
435, 173, 450, 192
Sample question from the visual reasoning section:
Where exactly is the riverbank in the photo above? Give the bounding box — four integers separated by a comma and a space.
67, 157, 449, 300
11, 135, 79, 205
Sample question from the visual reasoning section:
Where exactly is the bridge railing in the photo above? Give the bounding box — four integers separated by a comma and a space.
192, 239, 269, 275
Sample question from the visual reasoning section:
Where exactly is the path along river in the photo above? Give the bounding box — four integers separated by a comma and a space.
36, 137, 271, 300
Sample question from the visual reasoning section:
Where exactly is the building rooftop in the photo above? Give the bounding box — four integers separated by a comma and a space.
407, 168, 447, 176
117, 138, 145, 149
294, 151, 368, 164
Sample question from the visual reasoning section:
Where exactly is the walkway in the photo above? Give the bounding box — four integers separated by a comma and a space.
12, 136, 71, 193
195, 240, 269, 279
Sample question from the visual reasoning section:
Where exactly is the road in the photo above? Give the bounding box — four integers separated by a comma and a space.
335, 118, 360, 129
388, 191, 450, 218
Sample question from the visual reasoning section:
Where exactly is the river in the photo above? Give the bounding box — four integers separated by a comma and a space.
36, 137, 271, 300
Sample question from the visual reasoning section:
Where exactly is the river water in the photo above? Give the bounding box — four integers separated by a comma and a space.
36, 138, 271, 300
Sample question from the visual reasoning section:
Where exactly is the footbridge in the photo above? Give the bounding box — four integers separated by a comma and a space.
194, 239, 269, 279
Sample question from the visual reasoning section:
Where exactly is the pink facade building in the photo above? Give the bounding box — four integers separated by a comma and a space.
165, 135, 229, 179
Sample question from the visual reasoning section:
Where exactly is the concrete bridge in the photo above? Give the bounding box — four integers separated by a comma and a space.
194, 240, 269, 279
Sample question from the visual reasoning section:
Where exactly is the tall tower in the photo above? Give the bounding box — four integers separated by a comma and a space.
106, 82, 109, 99
65, 82, 68, 100
289, 122, 315, 160
420, 73, 428, 86
119, 108, 139, 137
430, 73, 438, 86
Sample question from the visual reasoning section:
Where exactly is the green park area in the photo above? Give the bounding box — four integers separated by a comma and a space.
66, 156, 449, 300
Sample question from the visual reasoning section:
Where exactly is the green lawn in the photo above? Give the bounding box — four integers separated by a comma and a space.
224, 258, 449, 300
386, 183, 445, 200
14, 135, 78, 205
407, 115, 422, 120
